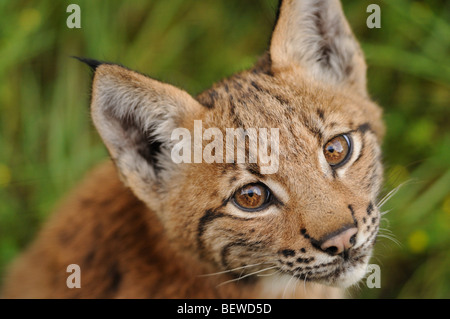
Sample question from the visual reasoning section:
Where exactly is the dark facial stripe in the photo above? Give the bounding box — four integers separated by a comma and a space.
246, 162, 263, 179
220, 239, 264, 271
316, 108, 325, 120
358, 122, 372, 134
348, 204, 358, 227
221, 240, 247, 269
206, 89, 219, 109
250, 81, 263, 92
301, 113, 323, 143
197, 208, 250, 259
250, 80, 289, 106
197, 209, 225, 257
228, 95, 244, 128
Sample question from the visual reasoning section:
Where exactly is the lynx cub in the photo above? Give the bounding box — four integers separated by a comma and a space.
3, 0, 384, 298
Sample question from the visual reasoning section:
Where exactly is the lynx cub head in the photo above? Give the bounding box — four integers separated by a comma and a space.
85, 0, 384, 288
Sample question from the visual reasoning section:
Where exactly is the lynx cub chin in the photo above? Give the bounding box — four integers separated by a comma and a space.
3, 0, 384, 298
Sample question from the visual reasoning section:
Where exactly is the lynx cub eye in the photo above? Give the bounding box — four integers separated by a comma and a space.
232, 183, 272, 212
323, 134, 352, 167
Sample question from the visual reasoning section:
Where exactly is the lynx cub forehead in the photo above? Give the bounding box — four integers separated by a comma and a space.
3, 0, 385, 298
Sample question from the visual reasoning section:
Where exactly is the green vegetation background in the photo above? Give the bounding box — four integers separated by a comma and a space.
0, 0, 449, 298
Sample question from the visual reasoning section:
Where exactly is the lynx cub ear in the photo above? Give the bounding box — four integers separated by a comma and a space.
88, 62, 203, 207
270, 0, 367, 96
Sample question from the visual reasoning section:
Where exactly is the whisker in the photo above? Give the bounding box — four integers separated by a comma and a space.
198, 261, 273, 277
368, 254, 383, 266
380, 209, 392, 216
379, 217, 391, 228
303, 272, 308, 294
283, 270, 297, 299
257, 269, 281, 277
292, 271, 300, 298
216, 265, 278, 287
377, 180, 411, 209
377, 233, 402, 247
378, 226, 395, 235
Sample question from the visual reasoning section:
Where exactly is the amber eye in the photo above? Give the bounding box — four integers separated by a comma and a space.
323, 134, 352, 167
232, 183, 272, 212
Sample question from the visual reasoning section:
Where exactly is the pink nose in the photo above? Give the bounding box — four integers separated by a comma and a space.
320, 227, 358, 256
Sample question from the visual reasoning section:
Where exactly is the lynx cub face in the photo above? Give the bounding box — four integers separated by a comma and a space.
87, 0, 384, 289
3, 0, 385, 298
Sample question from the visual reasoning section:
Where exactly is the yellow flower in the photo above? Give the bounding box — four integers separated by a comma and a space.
19, 8, 41, 32
408, 230, 429, 254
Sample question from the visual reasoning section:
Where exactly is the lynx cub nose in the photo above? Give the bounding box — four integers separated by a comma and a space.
320, 227, 358, 256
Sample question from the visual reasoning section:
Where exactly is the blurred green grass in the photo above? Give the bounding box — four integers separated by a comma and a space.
0, 0, 449, 298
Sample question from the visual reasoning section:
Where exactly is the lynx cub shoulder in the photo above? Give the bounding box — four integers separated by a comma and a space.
3, 0, 384, 298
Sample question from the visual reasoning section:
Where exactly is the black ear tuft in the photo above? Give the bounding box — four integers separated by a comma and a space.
72, 56, 105, 71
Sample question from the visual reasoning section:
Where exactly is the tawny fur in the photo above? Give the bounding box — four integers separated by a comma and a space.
3, 162, 340, 298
